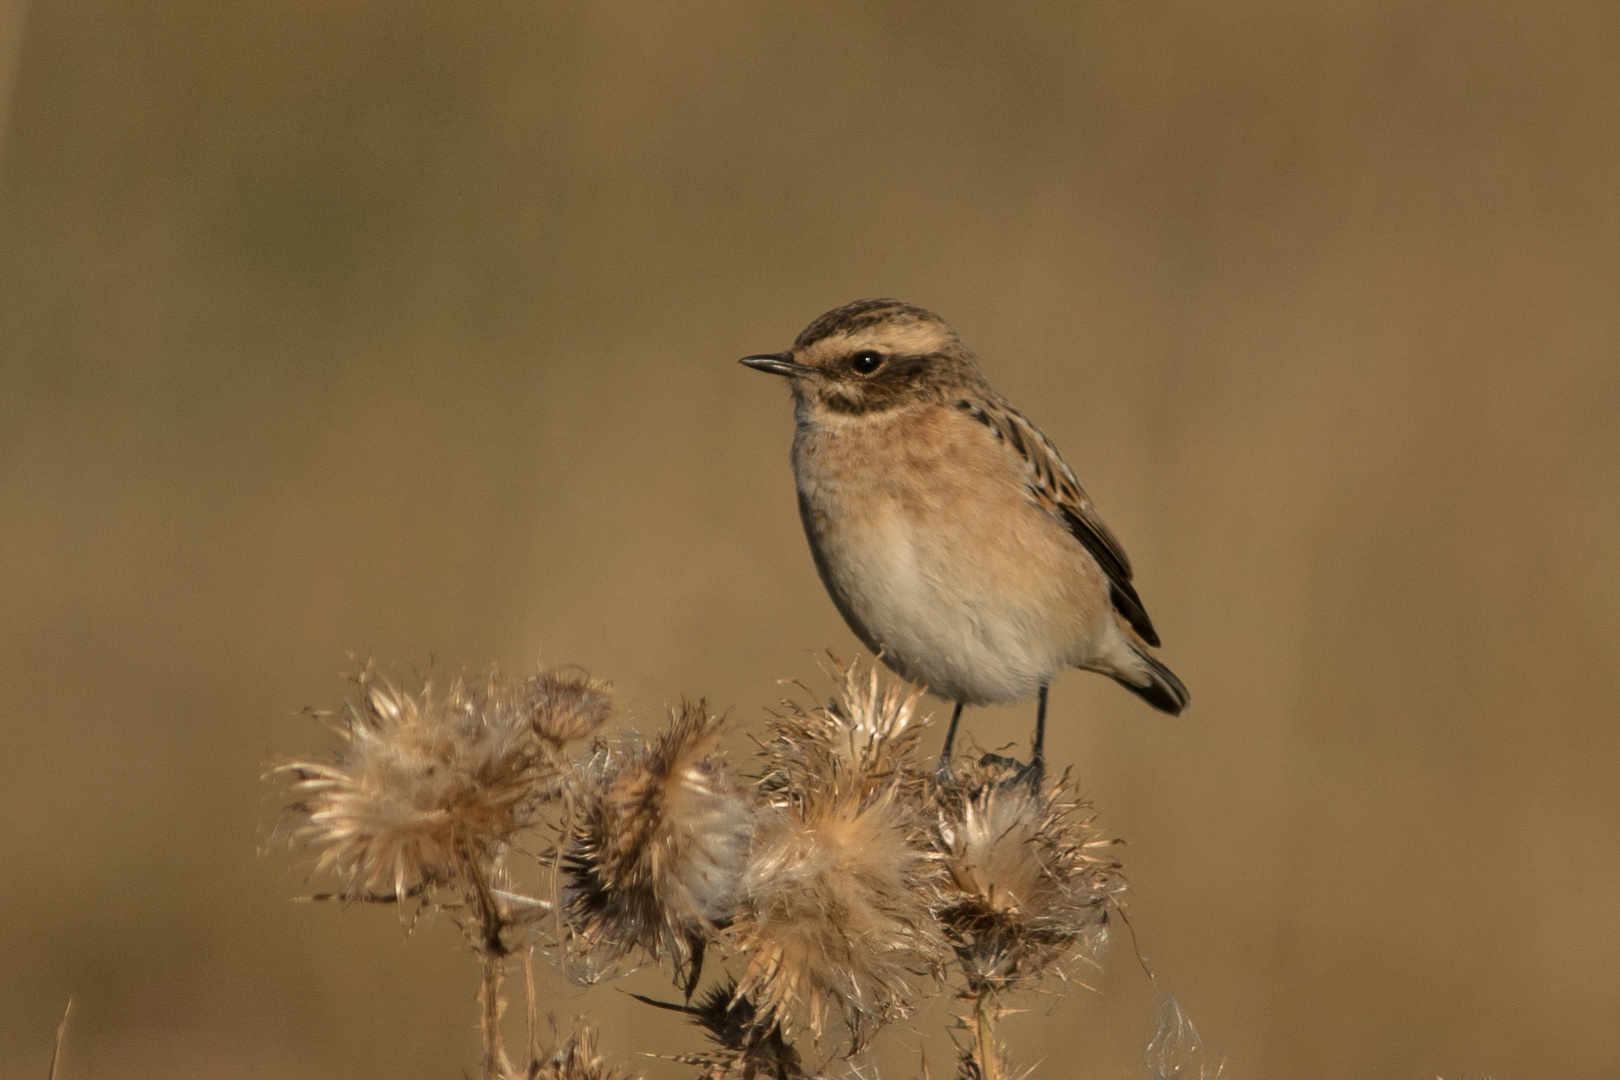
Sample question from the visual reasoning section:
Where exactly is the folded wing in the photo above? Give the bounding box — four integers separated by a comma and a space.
958, 396, 1162, 647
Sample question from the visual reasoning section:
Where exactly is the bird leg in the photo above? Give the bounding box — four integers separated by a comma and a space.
937, 700, 966, 776
1019, 683, 1049, 791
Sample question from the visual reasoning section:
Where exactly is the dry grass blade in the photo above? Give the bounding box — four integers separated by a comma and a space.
47, 999, 71, 1080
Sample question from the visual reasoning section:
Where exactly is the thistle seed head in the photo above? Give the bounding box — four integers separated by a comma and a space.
935, 760, 1124, 993
760, 656, 932, 806
729, 771, 946, 1050
528, 667, 615, 747
563, 700, 753, 985
273, 664, 567, 909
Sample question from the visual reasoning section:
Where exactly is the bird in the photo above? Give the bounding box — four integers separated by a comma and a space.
740, 298, 1188, 783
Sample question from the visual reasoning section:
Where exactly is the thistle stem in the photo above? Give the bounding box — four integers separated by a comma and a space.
479, 952, 511, 1080
524, 945, 540, 1074
462, 845, 513, 1079
974, 989, 1002, 1080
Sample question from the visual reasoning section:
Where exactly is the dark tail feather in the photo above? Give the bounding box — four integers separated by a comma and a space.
1115, 649, 1190, 716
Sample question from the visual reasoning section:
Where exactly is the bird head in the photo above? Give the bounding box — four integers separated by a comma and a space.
740, 298, 985, 415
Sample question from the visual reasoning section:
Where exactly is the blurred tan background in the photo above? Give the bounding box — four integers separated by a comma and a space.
1, 1, 1617, 1077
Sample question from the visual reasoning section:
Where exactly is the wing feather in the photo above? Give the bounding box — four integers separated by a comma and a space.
957, 396, 1162, 647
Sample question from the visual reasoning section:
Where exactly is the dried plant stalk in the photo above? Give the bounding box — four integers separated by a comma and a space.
969, 990, 1010, 1080
48, 999, 71, 1080
480, 953, 513, 1080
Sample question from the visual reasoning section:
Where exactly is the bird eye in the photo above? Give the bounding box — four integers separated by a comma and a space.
850, 350, 885, 375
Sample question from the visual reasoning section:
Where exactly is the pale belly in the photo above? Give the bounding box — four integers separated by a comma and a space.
799, 486, 1094, 706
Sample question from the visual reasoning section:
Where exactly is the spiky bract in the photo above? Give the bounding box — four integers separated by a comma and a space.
563, 700, 753, 985
670, 981, 805, 1080
935, 759, 1124, 993
761, 657, 931, 803
533, 1019, 638, 1080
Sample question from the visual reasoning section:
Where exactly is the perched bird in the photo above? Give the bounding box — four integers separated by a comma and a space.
741, 299, 1188, 780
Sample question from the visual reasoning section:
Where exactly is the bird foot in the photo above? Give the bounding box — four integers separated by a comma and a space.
977, 751, 1043, 794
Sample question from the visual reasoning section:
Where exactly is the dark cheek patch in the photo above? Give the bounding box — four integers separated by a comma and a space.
821, 389, 866, 414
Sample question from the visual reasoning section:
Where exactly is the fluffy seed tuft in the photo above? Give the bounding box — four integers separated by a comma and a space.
731, 658, 947, 1048
730, 775, 945, 1048
528, 668, 615, 746
760, 656, 931, 804
562, 700, 753, 987
935, 758, 1125, 993
273, 664, 566, 910
1143, 993, 1224, 1080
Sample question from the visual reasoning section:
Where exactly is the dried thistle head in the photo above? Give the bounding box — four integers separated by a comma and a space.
273, 664, 565, 909
760, 656, 932, 804
528, 667, 614, 747
563, 700, 753, 986
934, 758, 1124, 993
533, 1018, 638, 1080
729, 768, 946, 1049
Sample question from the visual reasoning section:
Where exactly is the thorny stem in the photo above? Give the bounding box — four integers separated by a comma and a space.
464, 845, 512, 959
974, 989, 1002, 1080
524, 946, 541, 1077
480, 952, 512, 1080
462, 844, 514, 1079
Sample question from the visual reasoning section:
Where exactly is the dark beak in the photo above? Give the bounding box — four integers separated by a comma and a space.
739, 352, 812, 378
